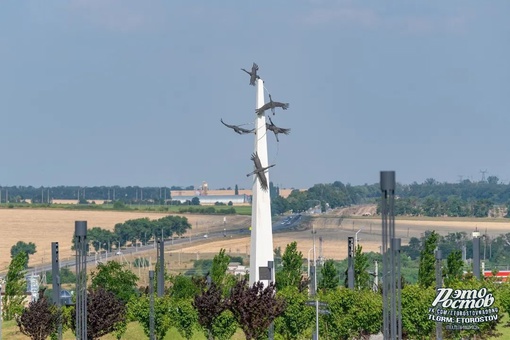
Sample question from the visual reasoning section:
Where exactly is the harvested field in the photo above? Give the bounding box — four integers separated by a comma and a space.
2, 208, 509, 274
0, 209, 250, 272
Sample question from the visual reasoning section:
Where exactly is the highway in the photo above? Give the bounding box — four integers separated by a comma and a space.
31, 214, 303, 275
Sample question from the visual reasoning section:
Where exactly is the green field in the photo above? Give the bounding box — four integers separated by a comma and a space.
0, 203, 252, 215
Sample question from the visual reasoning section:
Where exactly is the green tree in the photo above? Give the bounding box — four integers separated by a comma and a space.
128, 295, 172, 340
235, 185, 239, 195
276, 241, 304, 290
211, 248, 230, 286
170, 274, 201, 300
170, 298, 199, 339
271, 195, 290, 215
320, 288, 382, 339
498, 282, 510, 321
90, 261, 139, 303
318, 259, 339, 292
418, 231, 439, 288
112, 200, 127, 210
210, 310, 237, 340
487, 176, 499, 185
402, 237, 421, 260
191, 197, 200, 205
274, 286, 314, 340
16, 289, 61, 340
3, 251, 29, 320
401, 284, 435, 339
473, 199, 494, 217
354, 245, 371, 290
444, 249, 464, 285
10, 241, 37, 259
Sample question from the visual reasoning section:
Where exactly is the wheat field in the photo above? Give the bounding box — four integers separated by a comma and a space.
0, 209, 250, 272
2, 208, 510, 273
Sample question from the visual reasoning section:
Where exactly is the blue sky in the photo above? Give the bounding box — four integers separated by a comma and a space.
1, 1, 508, 189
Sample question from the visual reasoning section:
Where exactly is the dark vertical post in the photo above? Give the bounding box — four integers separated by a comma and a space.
75, 221, 88, 340
435, 250, 443, 340
380, 171, 396, 339
52, 242, 62, 340
268, 260, 274, 340
347, 237, 355, 289
149, 270, 155, 340
473, 236, 481, 279
391, 238, 402, 340
157, 239, 164, 297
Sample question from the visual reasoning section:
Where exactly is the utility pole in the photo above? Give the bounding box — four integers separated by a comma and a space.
52, 242, 62, 340
149, 270, 155, 340
312, 226, 319, 340
0, 283, 3, 340
435, 250, 443, 340
347, 237, 355, 289
473, 229, 481, 279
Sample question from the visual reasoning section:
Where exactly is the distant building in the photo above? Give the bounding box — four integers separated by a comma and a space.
227, 262, 248, 276
171, 194, 250, 205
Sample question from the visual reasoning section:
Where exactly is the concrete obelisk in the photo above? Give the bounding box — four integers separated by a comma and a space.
249, 78, 274, 286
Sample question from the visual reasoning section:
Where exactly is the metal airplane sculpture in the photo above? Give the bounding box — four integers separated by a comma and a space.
241, 62, 260, 86
220, 118, 254, 135
246, 152, 275, 191
266, 117, 291, 142
255, 93, 289, 115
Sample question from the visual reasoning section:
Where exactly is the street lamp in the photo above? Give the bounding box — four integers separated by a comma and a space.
355, 228, 362, 250
312, 225, 319, 340
1, 283, 3, 339
307, 247, 314, 278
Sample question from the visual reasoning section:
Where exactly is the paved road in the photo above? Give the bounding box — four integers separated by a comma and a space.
33, 214, 303, 274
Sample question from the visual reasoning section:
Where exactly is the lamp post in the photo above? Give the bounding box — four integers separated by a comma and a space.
1, 283, 3, 340
312, 226, 319, 340
307, 247, 313, 279
355, 228, 362, 250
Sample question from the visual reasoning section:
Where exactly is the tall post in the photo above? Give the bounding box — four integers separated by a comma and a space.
473, 230, 481, 279
149, 270, 155, 340
0, 283, 3, 340
157, 239, 164, 297
312, 227, 319, 340
268, 261, 275, 340
381, 171, 399, 339
391, 237, 402, 340
347, 237, 355, 289
435, 250, 443, 340
52, 242, 62, 340
249, 77, 274, 286
75, 221, 88, 340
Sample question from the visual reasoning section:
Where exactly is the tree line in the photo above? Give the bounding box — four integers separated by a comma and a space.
271, 177, 510, 218
72, 216, 192, 252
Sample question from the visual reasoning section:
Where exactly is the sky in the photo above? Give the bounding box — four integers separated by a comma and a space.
0, 0, 509, 190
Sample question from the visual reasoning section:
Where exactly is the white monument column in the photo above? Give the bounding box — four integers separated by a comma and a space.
249, 78, 274, 287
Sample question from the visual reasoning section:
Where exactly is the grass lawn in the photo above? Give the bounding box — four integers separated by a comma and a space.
2, 319, 246, 339
4, 316, 510, 339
